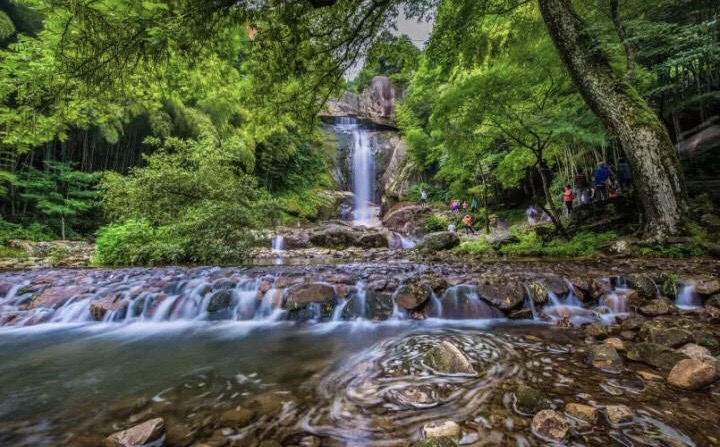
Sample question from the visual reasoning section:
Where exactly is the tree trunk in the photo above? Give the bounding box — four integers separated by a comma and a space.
537, 0, 689, 241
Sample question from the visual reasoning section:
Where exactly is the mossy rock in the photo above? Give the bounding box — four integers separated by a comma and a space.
514, 384, 550, 415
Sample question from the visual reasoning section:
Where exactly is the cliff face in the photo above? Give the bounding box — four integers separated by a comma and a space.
323, 76, 401, 128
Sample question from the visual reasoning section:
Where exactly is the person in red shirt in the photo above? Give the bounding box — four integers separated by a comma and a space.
462, 214, 474, 234
563, 185, 574, 215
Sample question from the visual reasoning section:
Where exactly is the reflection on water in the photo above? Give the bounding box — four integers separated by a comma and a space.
0, 321, 714, 446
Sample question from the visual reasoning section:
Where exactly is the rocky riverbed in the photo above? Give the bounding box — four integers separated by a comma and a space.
0, 259, 719, 446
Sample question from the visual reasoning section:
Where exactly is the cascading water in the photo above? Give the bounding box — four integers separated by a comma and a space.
332, 117, 377, 226
271, 235, 284, 265
675, 284, 702, 309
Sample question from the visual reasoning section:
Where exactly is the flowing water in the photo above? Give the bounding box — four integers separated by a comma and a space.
0, 266, 717, 446
332, 117, 378, 226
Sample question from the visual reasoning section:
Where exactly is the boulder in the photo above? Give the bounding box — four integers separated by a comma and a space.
308, 225, 358, 247
694, 279, 720, 296
359, 76, 400, 127
394, 282, 433, 310
206, 290, 235, 313
532, 410, 569, 442
28, 286, 89, 309
416, 232, 460, 252
422, 420, 461, 439
477, 282, 526, 311
586, 344, 623, 371
678, 343, 713, 361
604, 337, 626, 352
382, 203, 429, 232
357, 232, 389, 249
639, 299, 677, 317
565, 403, 598, 425
211, 278, 236, 291
283, 283, 336, 308
423, 340, 475, 375
667, 358, 718, 390
584, 323, 608, 340
485, 231, 519, 250
219, 408, 255, 427
89, 294, 128, 321
605, 405, 634, 425
627, 342, 689, 372
514, 384, 550, 415
640, 325, 693, 348
106, 418, 165, 447
626, 275, 659, 301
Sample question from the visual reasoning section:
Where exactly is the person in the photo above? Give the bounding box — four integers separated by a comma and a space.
462, 200, 468, 213
453, 200, 460, 215
580, 188, 592, 205
563, 184, 574, 215
420, 190, 428, 208
617, 159, 632, 192
593, 162, 611, 201
470, 198, 478, 213
462, 214, 474, 234
449, 200, 456, 214
527, 206, 540, 225
447, 223, 456, 232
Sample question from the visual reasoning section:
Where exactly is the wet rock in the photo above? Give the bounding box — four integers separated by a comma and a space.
678, 343, 713, 361
508, 308, 534, 320
639, 299, 677, 317
571, 278, 613, 302
485, 231, 519, 250
532, 410, 569, 441
584, 323, 608, 340
308, 225, 358, 247
667, 359, 718, 390
527, 281, 549, 304
441, 285, 504, 319
640, 324, 694, 348
637, 370, 663, 381
514, 384, 550, 415
706, 294, 720, 308
694, 279, 720, 296
627, 342, 689, 371
382, 203, 430, 232
283, 283, 336, 308
219, 408, 255, 427
394, 282, 432, 310
413, 437, 458, 447
106, 418, 165, 447
565, 403, 598, 425
417, 232, 460, 252
422, 420, 461, 439
212, 278, 235, 291
477, 281, 526, 310
89, 294, 128, 321
587, 343, 623, 371
206, 290, 235, 314
605, 405, 634, 425
423, 340, 475, 375
28, 286, 89, 309
626, 275, 659, 301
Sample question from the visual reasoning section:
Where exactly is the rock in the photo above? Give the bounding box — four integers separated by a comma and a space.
565, 403, 598, 425
413, 438, 458, 447
584, 323, 608, 340
423, 340, 475, 375
308, 225, 358, 247
627, 342, 689, 371
532, 410, 569, 441
626, 275, 659, 301
283, 283, 336, 308
359, 76, 400, 127
694, 279, 720, 296
417, 232, 460, 252
639, 299, 677, 317
28, 286, 88, 309
485, 231, 519, 250
640, 324, 694, 348
212, 278, 236, 291
106, 418, 165, 447
422, 420, 461, 439
219, 408, 255, 427
678, 343, 713, 361
706, 294, 720, 308
206, 290, 235, 313
357, 232, 389, 249
667, 359, 718, 390
514, 384, 550, 415
382, 203, 430, 232
605, 337, 626, 351
586, 343, 623, 371
605, 405, 634, 425
508, 308, 534, 320
89, 294, 128, 321
477, 282, 526, 310
441, 285, 504, 319
394, 282, 432, 310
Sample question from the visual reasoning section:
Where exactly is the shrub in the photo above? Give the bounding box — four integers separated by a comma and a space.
424, 213, 450, 232
94, 220, 184, 266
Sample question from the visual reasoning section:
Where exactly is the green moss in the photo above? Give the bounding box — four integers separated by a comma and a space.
413, 438, 458, 447
454, 231, 618, 258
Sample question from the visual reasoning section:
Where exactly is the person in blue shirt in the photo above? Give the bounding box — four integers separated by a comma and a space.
593, 162, 611, 201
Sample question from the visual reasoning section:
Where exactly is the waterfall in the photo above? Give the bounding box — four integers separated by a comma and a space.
271, 235, 284, 265
332, 117, 377, 226
675, 284, 701, 309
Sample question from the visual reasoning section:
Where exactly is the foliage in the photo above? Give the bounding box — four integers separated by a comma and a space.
349, 31, 420, 91
0, 218, 56, 244
455, 230, 619, 258
94, 220, 183, 266
424, 213, 450, 233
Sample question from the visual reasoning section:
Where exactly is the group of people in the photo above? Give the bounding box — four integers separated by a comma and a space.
449, 199, 479, 215
562, 160, 633, 215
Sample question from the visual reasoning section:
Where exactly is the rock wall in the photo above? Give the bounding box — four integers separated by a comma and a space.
323, 76, 402, 128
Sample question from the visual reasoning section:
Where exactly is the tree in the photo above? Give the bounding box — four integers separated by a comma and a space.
538, 0, 689, 241
18, 161, 98, 239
